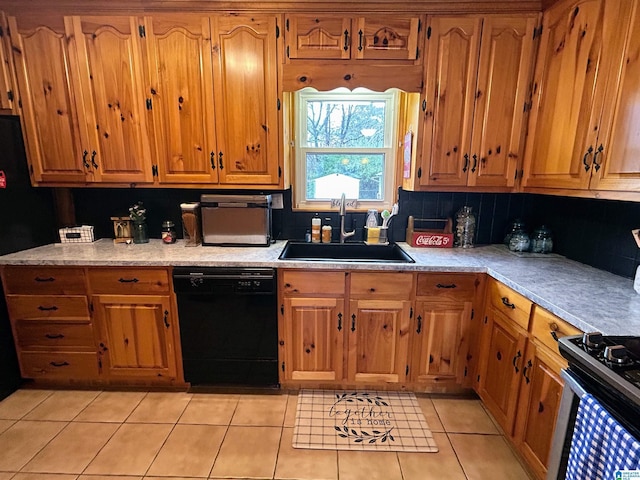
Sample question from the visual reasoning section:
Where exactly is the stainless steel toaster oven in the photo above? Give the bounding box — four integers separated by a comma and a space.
200, 194, 272, 246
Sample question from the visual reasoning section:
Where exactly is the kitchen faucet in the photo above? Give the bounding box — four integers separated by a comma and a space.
339, 193, 356, 243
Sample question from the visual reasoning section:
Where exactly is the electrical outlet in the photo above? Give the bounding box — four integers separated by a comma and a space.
633, 229, 640, 248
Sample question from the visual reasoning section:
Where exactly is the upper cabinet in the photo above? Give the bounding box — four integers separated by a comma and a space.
9, 13, 281, 188
285, 14, 421, 62
522, 0, 640, 195
417, 15, 538, 189
71, 16, 154, 184
211, 15, 280, 186
143, 16, 219, 184
0, 12, 16, 112
282, 14, 425, 92
9, 16, 88, 184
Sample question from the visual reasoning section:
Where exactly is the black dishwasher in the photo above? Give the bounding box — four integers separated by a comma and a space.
173, 267, 278, 387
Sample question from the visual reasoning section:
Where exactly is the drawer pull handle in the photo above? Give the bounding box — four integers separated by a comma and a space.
351, 314, 356, 332
50, 361, 70, 367
436, 283, 457, 289
34, 276, 55, 282
118, 278, 139, 283
337, 313, 343, 331
513, 350, 522, 373
45, 334, 64, 339
163, 310, 170, 328
416, 315, 422, 334
523, 359, 533, 383
38, 305, 58, 311
501, 297, 516, 309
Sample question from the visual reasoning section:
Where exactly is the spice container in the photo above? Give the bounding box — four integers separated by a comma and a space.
322, 224, 332, 243
161, 220, 177, 244
311, 214, 321, 243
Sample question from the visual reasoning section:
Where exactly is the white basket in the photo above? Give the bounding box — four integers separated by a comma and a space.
59, 226, 95, 243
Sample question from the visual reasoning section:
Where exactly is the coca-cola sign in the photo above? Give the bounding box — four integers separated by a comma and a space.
411, 232, 453, 248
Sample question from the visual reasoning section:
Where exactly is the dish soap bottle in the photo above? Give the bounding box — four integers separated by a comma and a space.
311, 214, 321, 243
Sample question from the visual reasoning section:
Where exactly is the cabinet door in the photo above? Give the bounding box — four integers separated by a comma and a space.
94, 294, 177, 379
211, 15, 280, 186
420, 16, 481, 187
468, 15, 537, 188
282, 296, 344, 382
347, 299, 411, 383
285, 15, 352, 60
71, 16, 153, 183
0, 12, 16, 111
144, 16, 218, 184
411, 299, 473, 389
355, 16, 421, 61
514, 341, 566, 480
522, 0, 609, 190
8, 15, 87, 183
477, 308, 528, 435
590, 0, 640, 193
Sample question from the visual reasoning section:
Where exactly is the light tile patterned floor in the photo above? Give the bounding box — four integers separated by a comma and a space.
0, 389, 534, 479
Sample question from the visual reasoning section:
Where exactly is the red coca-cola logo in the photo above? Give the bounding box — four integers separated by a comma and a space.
415, 234, 451, 246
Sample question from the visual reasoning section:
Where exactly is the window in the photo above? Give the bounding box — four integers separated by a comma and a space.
294, 88, 399, 210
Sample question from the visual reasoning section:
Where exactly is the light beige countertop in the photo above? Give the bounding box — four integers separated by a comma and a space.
1, 239, 639, 336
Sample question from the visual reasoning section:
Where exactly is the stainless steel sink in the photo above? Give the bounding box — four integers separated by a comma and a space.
278, 241, 415, 263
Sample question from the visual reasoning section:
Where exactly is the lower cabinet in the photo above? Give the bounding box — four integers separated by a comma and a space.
0, 265, 183, 386
278, 269, 482, 391
411, 273, 484, 391
476, 278, 581, 480
92, 294, 177, 380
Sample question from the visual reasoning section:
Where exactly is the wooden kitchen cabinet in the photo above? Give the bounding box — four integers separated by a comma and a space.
89, 267, 179, 381
418, 15, 537, 189
411, 273, 484, 391
8, 15, 88, 184
347, 272, 413, 384
211, 14, 280, 186
143, 16, 218, 184
513, 305, 580, 480
0, 12, 16, 112
285, 14, 421, 62
71, 16, 154, 184
279, 270, 346, 383
522, 0, 640, 195
1, 266, 99, 381
92, 294, 177, 379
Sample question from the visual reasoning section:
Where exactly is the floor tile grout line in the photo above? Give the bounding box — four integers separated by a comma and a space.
207, 396, 240, 479
445, 432, 473, 480
13, 418, 71, 474
141, 421, 180, 478
1, 389, 54, 422
76, 415, 129, 476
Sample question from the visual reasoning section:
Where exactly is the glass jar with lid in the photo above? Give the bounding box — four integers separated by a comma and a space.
504, 219, 526, 247
455, 206, 476, 248
161, 220, 177, 244
531, 225, 553, 254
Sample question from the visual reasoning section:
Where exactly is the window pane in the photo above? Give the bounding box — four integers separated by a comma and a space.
305, 100, 386, 148
306, 153, 385, 200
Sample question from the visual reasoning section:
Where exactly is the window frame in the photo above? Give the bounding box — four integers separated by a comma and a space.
293, 88, 399, 211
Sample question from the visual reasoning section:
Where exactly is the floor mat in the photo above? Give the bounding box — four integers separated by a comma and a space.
292, 390, 438, 452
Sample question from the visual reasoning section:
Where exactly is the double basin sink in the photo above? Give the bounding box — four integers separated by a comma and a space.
278, 241, 415, 263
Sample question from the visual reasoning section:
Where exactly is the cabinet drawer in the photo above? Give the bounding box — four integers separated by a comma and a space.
15, 322, 95, 350
2, 267, 86, 294
531, 306, 581, 354
281, 271, 345, 295
88, 268, 170, 294
350, 272, 413, 299
488, 280, 532, 330
416, 273, 479, 300
19, 351, 99, 379
6, 295, 90, 321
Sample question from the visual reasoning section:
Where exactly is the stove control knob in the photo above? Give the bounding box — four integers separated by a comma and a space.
604, 345, 629, 365
583, 332, 604, 349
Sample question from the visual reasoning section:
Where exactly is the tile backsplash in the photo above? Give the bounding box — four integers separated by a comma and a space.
72, 187, 640, 279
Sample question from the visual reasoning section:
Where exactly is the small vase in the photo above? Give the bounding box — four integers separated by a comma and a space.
132, 221, 149, 244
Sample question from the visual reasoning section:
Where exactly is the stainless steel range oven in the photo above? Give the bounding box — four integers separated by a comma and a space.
547, 334, 640, 479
